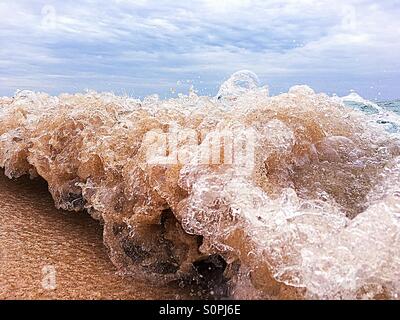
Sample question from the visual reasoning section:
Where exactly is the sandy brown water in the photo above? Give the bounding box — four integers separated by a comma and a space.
2, 86, 400, 299
0, 171, 190, 299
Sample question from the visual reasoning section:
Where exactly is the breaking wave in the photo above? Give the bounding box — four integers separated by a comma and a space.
1, 70, 400, 299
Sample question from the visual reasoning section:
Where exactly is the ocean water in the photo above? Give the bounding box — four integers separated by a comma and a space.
342, 96, 400, 116
377, 100, 400, 114
1, 71, 400, 300
0, 172, 189, 299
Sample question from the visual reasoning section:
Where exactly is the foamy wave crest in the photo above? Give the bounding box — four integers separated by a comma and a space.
1, 71, 400, 299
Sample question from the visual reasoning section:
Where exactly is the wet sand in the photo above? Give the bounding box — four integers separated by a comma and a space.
0, 171, 190, 299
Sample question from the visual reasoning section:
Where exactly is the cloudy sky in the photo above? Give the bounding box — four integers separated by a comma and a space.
0, 0, 399, 99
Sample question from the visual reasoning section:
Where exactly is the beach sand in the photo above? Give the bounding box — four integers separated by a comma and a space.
0, 171, 190, 299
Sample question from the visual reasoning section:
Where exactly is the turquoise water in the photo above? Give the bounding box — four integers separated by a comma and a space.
343, 101, 380, 114
343, 99, 400, 133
